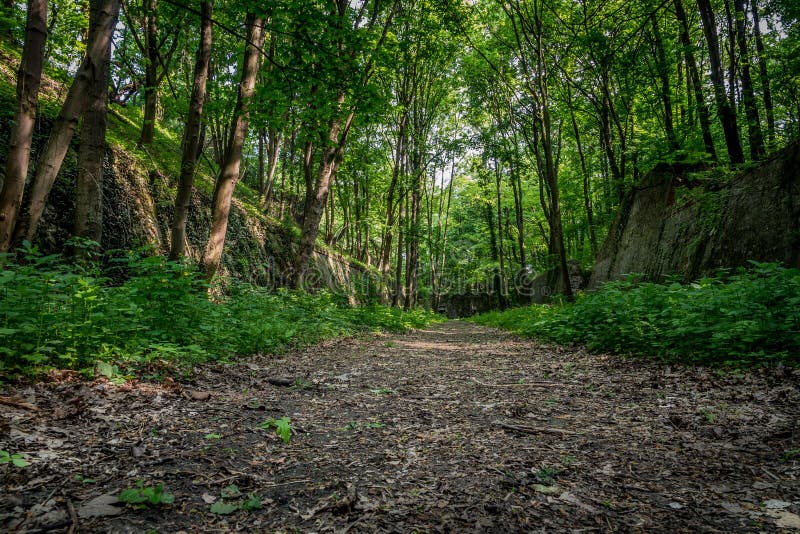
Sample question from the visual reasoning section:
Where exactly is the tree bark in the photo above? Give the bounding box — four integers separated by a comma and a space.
674, 0, 717, 160
137, 0, 159, 147
404, 167, 421, 310
650, 13, 677, 150
74, 0, 114, 248
750, 0, 774, 147
0, 0, 47, 252
697, 0, 745, 163
201, 13, 264, 280
494, 159, 508, 309
733, 0, 765, 159
16, 0, 120, 244
169, 0, 212, 260
567, 90, 597, 256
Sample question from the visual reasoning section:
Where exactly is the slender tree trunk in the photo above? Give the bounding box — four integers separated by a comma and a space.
16, 0, 121, 244
651, 13, 677, 150
74, 0, 113, 248
568, 91, 598, 256
379, 114, 405, 277
392, 193, 404, 307
674, 0, 717, 160
257, 129, 265, 196
404, 167, 421, 310
201, 13, 264, 280
0, 0, 47, 252
724, 0, 737, 107
733, 0, 765, 159
137, 0, 159, 147
169, 0, 212, 260
750, 0, 775, 147
293, 90, 355, 287
697, 0, 745, 163
437, 161, 454, 302
494, 159, 508, 308
265, 128, 280, 201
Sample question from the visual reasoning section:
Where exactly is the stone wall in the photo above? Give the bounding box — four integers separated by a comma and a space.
589, 141, 800, 288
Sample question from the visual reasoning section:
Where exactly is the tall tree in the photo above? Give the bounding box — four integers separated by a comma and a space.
733, 0, 766, 159
74, 0, 115, 247
292, 0, 397, 288
0, 0, 48, 252
674, 0, 717, 160
201, 12, 264, 280
750, 0, 775, 146
169, 0, 212, 260
697, 0, 745, 163
16, 0, 121, 244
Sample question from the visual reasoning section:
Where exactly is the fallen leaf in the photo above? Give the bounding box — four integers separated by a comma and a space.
533, 484, 561, 495
764, 500, 792, 510
78, 493, 124, 518
201, 493, 217, 504
766, 510, 800, 529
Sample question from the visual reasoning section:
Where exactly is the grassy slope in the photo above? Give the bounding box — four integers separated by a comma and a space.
0, 42, 375, 283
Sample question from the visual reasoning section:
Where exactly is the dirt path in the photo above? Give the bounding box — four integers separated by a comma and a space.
2, 321, 799, 532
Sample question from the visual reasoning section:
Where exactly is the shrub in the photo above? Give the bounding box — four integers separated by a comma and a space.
473, 263, 800, 366
0, 246, 441, 380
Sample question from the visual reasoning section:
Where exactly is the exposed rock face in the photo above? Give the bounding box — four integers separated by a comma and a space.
589, 141, 800, 288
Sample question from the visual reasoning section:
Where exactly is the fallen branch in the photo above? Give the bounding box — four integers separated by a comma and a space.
472, 379, 568, 388
494, 420, 577, 436
0, 396, 38, 411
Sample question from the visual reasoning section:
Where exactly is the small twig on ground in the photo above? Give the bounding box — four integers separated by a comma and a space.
472, 379, 569, 388
494, 420, 577, 436
66, 498, 78, 534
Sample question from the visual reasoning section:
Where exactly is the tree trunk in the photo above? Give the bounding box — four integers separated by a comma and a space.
169, 0, 212, 260
494, 159, 508, 308
404, 168, 421, 310
674, 0, 717, 160
697, 0, 745, 163
568, 91, 598, 256
750, 0, 775, 147
0, 0, 47, 252
201, 13, 264, 280
733, 0, 765, 159
74, 0, 113, 249
392, 193, 404, 307
264, 128, 280, 201
137, 0, 159, 147
16, 0, 120, 244
651, 13, 677, 150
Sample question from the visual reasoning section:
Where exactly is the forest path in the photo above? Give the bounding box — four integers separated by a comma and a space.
2, 321, 799, 532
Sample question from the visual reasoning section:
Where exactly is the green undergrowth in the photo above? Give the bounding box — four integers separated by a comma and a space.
472, 263, 800, 366
0, 245, 441, 381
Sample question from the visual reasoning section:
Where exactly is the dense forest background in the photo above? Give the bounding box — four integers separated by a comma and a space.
1, 0, 799, 307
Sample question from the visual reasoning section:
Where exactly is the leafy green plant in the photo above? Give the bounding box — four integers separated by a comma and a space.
118, 481, 175, 506
472, 263, 800, 366
0, 247, 441, 380
260, 417, 292, 444
0, 450, 30, 467
209, 484, 261, 515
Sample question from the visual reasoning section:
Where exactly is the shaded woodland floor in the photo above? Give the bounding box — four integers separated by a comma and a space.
1, 321, 799, 532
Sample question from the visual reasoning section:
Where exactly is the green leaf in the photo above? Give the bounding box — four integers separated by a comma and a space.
241, 494, 262, 511
210, 502, 239, 515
